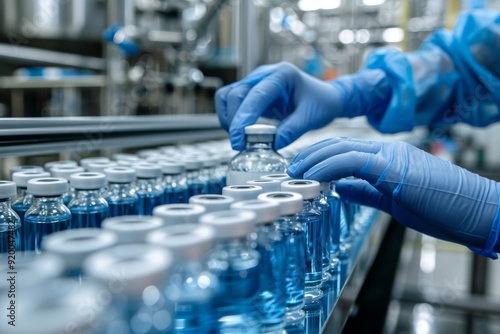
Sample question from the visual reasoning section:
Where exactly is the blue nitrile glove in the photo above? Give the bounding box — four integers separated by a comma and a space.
215, 62, 391, 150
287, 137, 500, 259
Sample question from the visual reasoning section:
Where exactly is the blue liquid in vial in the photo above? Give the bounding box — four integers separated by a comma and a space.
203, 179, 223, 195
23, 216, 71, 253
255, 231, 287, 330
107, 199, 138, 217
211, 246, 261, 332
220, 175, 227, 188
277, 225, 306, 311
164, 187, 188, 204
12, 204, 29, 226
70, 207, 108, 228
187, 183, 204, 199
299, 213, 323, 288
0, 228, 20, 253
137, 193, 163, 216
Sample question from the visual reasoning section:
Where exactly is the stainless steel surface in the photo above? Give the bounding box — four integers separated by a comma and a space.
0, 129, 227, 158
0, 114, 226, 157
0, 75, 106, 89
1, 0, 106, 41
322, 211, 391, 333
0, 43, 105, 70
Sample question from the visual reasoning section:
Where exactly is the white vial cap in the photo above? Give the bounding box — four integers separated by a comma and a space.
261, 174, 292, 182
183, 159, 203, 171
231, 199, 280, 225
189, 195, 235, 213
83, 244, 172, 297
27, 177, 68, 196
50, 166, 85, 180
12, 170, 50, 187
0, 181, 17, 199
195, 156, 219, 168
104, 166, 136, 183
133, 163, 162, 179
246, 179, 281, 193
217, 155, 232, 165
153, 204, 206, 225
44, 160, 78, 170
112, 153, 140, 162
222, 185, 263, 202
80, 157, 110, 169
257, 191, 304, 216
9, 165, 44, 178
86, 161, 118, 173
101, 216, 165, 244
158, 161, 186, 174
70, 172, 107, 190
244, 124, 277, 135
146, 224, 215, 260
281, 180, 320, 200
137, 149, 162, 158
199, 210, 257, 239
43, 229, 118, 270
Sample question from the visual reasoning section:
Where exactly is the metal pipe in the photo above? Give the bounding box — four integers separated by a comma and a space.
0, 43, 105, 71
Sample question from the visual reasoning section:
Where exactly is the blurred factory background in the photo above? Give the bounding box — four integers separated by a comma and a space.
2, 1, 500, 334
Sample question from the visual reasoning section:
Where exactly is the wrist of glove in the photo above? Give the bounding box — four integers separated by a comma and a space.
287, 137, 500, 259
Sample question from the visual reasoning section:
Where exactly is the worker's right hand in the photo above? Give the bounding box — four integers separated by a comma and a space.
287, 137, 500, 259
215, 62, 391, 151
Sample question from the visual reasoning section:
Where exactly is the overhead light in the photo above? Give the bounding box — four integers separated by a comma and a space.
382, 27, 404, 43
298, 0, 341, 11
338, 29, 354, 44
363, 0, 385, 5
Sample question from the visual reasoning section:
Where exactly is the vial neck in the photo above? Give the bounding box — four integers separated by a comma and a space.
32, 195, 64, 205
245, 140, 273, 151
108, 182, 132, 190
74, 189, 102, 198
163, 173, 183, 182
0, 199, 10, 210
136, 178, 157, 186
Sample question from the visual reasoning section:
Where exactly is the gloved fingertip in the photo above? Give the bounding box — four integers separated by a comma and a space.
286, 163, 300, 177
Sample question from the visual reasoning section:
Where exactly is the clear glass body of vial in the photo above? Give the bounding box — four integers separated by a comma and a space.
133, 163, 164, 216
159, 162, 189, 204
232, 200, 287, 333
257, 192, 306, 317
68, 173, 109, 228
24, 178, 72, 254
104, 167, 139, 218
200, 210, 261, 333
147, 224, 218, 333
227, 125, 288, 186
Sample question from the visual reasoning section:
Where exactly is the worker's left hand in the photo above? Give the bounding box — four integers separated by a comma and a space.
287, 137, 500, 258
215, 62, 390, 151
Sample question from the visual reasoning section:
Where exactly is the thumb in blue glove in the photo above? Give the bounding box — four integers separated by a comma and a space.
287, 137, 500, 259
215, 62, 390, 151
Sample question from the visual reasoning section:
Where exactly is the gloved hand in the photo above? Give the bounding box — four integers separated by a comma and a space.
215, 62, 390, 150
287, 137, 500, 258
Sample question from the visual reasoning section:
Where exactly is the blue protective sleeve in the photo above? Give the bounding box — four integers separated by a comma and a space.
361, 10, 500, 133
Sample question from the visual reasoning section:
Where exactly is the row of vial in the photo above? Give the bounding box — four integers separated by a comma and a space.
0, 125, 367, 333
0, 177, 365, 334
